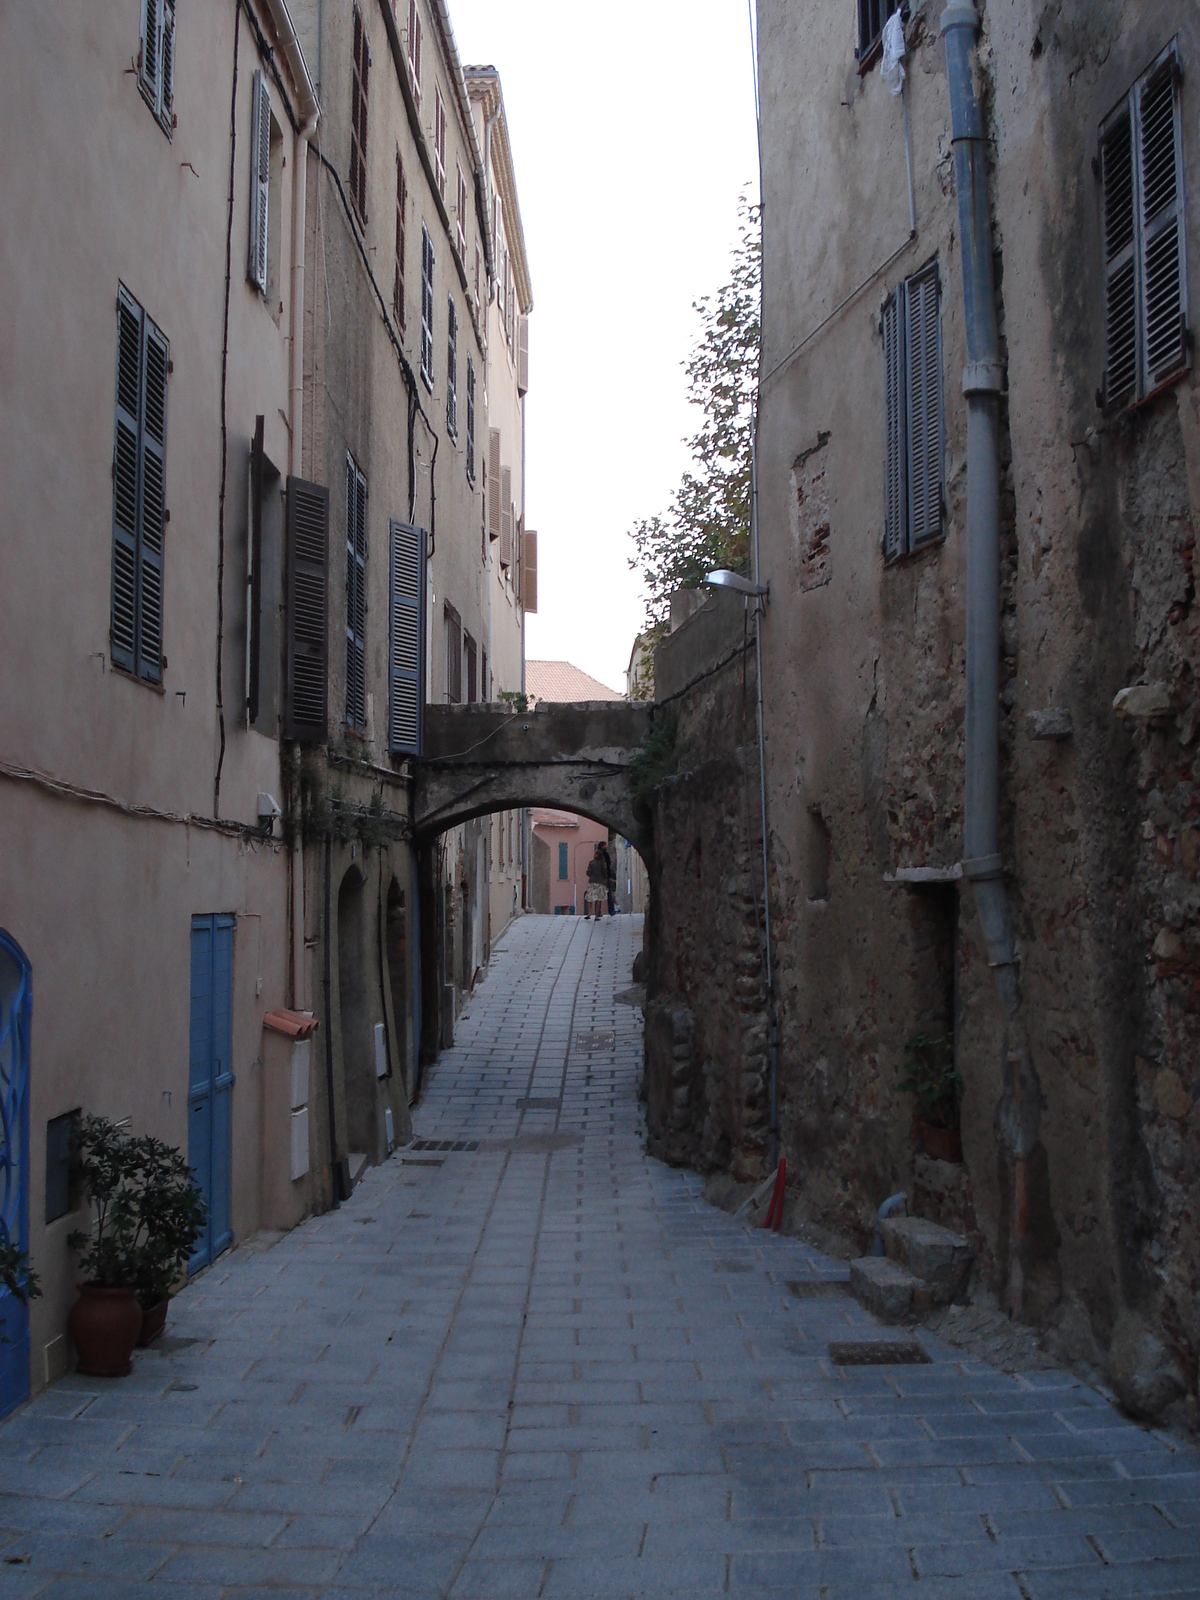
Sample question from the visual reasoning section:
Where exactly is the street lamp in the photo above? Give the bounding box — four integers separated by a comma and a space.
705, 569, 769, 600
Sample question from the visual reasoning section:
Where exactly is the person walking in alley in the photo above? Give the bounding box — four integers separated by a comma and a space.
602, 841, 616, 916
584, 843, 608, 919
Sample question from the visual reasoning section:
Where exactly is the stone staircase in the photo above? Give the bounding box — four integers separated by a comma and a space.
849, 1215, 975, 1323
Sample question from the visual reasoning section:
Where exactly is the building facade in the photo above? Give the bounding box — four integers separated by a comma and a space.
755, 0, 1200, 1404
0, 0, 320, 1409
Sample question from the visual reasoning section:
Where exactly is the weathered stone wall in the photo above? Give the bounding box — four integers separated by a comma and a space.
749, 0, 1200, 1411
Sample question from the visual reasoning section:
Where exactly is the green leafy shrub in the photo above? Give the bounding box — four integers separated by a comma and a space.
628, 715, 682, 809
0, 1237, 41, 1306
898, 1033, 961, 1131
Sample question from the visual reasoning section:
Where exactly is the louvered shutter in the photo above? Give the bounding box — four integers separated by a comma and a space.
421, 227, 434, 386
1100, 108, 1138, 411
905, 264, 943, 550
1137, 52, 1188, 396
284, 476, 329, 743
518, 315, 529, 395
160, 0, 176, 123
249, 71, 270, 294
487, 429, 501, 541
500, 466, 512, 567
140, 0, 160, 106
389, 520, 425, 755
345, 460, 367, 730
247, 416, 265, 724
882, 290, 905, 561
111, 293, 142, 672
138, 320, 169, 682
522, 530, 538, 613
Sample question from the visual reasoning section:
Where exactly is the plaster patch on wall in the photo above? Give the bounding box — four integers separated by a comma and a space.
792, 432, 832, 592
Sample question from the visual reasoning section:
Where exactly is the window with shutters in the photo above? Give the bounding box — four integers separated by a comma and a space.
407, 0, 422, 105
465, 632, 477, 703
882, 261, 944, 563
345, 455, 368, 731
446, 297, 458, 439
857, 0, 902, 70
420, 225, 435, 390
388, 519, 424, 756
111, 286, 169, 684
284, 475, 329, 742
1099, 40, 1189, 414
455, 166, 468, 261
474, 245, 482, 314
393, 151, 407, 329
433, 87, 447, 200
487, 429, 501, 543
139, 0, 176, 135
466, 358, 476, 485
500, 466, 513, 569
349, 8, 369, 224
444, 602, 462, 704
248, 72, 282, 303
481, 646, 488, 702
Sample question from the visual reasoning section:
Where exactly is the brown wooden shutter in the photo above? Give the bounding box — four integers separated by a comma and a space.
882, 288, 905, 561
500, 466, 512, 567
904, 263, 943, 551
1100, 107, 1137, 411
111, 292, 142, 673
138, 318, 169, 682
247, 415, 265, 723
285, 476, 329, 742
488, 429, 501, 541
521, 530, 537, 613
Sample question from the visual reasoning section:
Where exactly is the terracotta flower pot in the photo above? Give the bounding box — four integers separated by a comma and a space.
137, 1298, 169, 1347
916, 1119, 963, 1165
69, 1284, 142, 1377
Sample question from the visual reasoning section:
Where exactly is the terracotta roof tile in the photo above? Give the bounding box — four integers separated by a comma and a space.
526, 660, 623, 704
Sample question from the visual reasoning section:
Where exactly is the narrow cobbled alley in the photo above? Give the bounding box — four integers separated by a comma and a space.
2, 915, 1199, 1598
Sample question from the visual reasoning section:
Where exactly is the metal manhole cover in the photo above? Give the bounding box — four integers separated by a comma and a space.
407, 1139, 480, 1152
828, 1338, 930, 1366
786, 1280, 851, 1299
575, 1031, 615, 1052
517, 1096, 561, 1111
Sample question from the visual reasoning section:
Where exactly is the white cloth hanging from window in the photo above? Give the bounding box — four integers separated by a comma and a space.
881, 11, 907, 97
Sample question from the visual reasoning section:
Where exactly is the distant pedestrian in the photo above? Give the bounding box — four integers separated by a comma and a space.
584, 844, 607, 919
602, 842, 616, 916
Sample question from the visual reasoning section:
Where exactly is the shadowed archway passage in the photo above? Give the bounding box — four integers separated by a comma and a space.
413, 701, 655, 863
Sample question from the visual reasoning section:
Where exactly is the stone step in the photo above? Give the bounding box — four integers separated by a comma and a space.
879, 1215, 974, 1303
848, 1256, 919, 1323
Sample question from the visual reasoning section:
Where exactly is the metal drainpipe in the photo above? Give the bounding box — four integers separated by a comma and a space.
942, 3, 1040, 1311
749, 415, 779, 1171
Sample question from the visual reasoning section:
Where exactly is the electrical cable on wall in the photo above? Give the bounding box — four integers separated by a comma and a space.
213, 0, 241, 818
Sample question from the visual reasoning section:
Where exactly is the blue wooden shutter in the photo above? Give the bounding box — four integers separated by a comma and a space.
111, 292, 142, 671
138, 317, 169, 682
248, 71, 271, 294
284, 476, 329, 742
389, 520, 425, 755
904, 263, 943, 551
187, 916, 214, 1273
1137, 48, 1188, 396
209, 915, 235, 1259
882, 289, 905, 561
558, 842, 568, 881
345, 457, 367, 729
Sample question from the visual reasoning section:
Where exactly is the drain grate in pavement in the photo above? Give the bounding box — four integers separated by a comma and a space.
516, 1096, 561, 1111
575, 1030, 615, 1052
786, 1280, 851, 1299
407, 1139, 480, 1152
828, 1338, 930, 1366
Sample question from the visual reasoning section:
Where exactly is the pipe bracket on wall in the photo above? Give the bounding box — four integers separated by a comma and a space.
962, 361, 1006, 397
962, 853, 1003, 881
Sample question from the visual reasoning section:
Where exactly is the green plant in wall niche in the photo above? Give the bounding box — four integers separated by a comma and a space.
628, 714, 682, 809
898, 1034, 961, 1131
499, 690, 528, 713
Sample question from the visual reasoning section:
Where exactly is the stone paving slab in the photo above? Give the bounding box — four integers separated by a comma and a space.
1, 913, 1198, 1597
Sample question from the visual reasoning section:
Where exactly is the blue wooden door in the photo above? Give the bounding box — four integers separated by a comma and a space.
188, 916, 234, 1272
0, 932, 31, 1419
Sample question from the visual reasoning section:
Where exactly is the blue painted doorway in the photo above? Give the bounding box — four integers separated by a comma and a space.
0, 932, 32, 1420
188, 915, 234, 1273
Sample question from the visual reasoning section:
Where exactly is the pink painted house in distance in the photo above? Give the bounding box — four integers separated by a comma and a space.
526, 662, 623, 915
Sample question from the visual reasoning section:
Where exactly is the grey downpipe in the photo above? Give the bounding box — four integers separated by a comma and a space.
750, 414, 780, 1170
942, 5, 1040, 1293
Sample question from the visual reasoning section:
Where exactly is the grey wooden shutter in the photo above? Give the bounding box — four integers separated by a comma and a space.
446, 296, 457, 436
465, 633, 477, 703
249, 71, 270, 294
882, 289, 905, 561
138, 318, 169, 682
466, 358, 476, 483
522, 530, 538, 613
421, 227, 434, 385
284, 476, 329, 742
1137, 49, 1188, 396
247, 415, 265, 724
904, 263, 943, 551
389, 520, 424, 755
139, 0, 160, 107
345, 458, 367, 729
488, 429, 501, 540
111, 291, 143, 672
1100, 106, 1138, 410
500, 466, 512, 567
160, 0, 176, 123
444, 603, 461, 703
518, 315, 529, 395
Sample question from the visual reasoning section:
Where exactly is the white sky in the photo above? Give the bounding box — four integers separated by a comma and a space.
449, 0, 761, 695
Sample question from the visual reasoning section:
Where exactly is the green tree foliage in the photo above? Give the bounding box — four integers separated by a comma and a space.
629, 195, 761, 630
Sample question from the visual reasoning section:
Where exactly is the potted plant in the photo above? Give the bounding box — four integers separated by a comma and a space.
899, 1033, 963, 1163
68, 1117, 205, 1373
130, 1135, 206, 1345
0, 1236, 41, 1313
